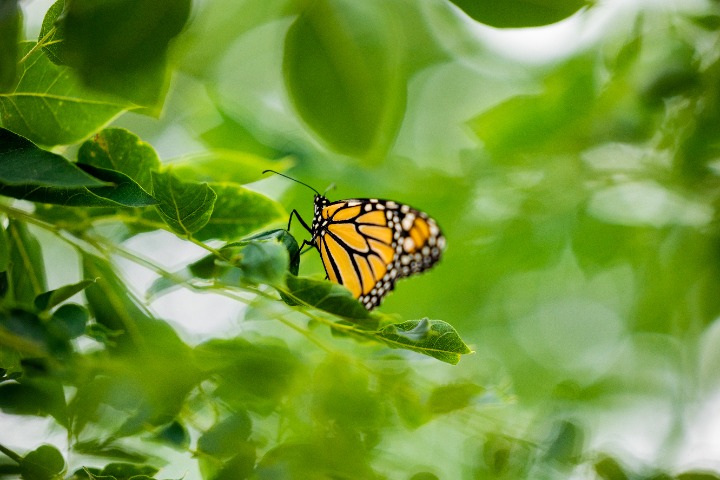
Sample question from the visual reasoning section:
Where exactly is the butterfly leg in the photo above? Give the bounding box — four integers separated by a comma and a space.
287, 209, 312, 234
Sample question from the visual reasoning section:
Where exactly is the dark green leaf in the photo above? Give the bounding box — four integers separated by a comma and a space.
6, 220, 46, 305
237, 241, 289, 286
0, 42, 129, 147
62, 0, 191, 107
51, 304, 88, 339
38, 0, 66, 65
152, 421, 190, 450
283, 275, 373, 324
99, 463, 158, 480
72, 441, 148, 464
0, 129, 107, 187
34, 279, 94, 311
19, 445, 65, 480
0, 225, 8, 272
210, 447, 256, 480
374, 318, 472, 365
198, 412, 253, 458
193, 183, 286, 242
167, 151, 294, 184
0, 0, 21, 92
283, 0, 407, 160
0, 363, 68, 426
0, 308, 71, 357
544, 420, 584, 464
152, 170, 217, 235
594, 455, 629, 480
78, 128, 161, 192
449, 0, 590, 28
0, 163, 157, 207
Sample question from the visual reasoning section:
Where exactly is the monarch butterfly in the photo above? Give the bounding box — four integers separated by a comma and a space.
264, 170, 446, 310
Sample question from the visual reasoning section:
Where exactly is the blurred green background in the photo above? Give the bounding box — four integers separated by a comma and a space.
4, 0, 720, 478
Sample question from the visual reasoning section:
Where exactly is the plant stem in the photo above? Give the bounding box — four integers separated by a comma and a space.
0, 443, 22, 464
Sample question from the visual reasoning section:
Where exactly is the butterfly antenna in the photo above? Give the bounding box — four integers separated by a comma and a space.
262, 170, 322, 196
322, 183, 336, 196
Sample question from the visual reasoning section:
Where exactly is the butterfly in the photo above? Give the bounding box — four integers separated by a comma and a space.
265, 171, 446, 310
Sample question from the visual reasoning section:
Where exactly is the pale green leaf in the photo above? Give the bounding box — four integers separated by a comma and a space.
375, 318, 472, 365
152, 170, 217, 235
34, 279, 94, 311
167, 150, 294, 184
0, 42, 129, 147
38, 0, 66, 65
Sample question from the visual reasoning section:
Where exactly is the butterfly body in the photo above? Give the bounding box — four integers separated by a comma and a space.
308, 194, 445, 310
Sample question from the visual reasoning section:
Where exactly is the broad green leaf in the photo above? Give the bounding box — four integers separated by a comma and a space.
449, 0, 590, 28
236, 240, 289, 286
0, 129, 107, 187
427, 382, 484, 414
0, 42, 129, 147
152, 170, 216, 235
51, 304, 88, 339
193, 183, 286, 241
19, 445, 65, 480
206, 448, 256, 480
61, 0, 191, 107
0, 308, 71, 357
283, 275, 373, 324
34, 279, 94, 311
167, 150, 294, 184
78, 128, 161, 192
99, 463, 158, 479
197, 412, 253, 458
374, 318, 472, 365
71, 441, 149, 464
38, 0, 66, 65
0, 357, 69, 425
6, 220, 46, 305
0, 0, 21, 92
244, 229, 300, 276
194, 337, 298, 414
283, 0, 407, 160
0, 164, 157, 207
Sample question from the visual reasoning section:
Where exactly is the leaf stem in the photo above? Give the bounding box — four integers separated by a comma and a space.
0, 443, 22, 464
20, 27, 57, 64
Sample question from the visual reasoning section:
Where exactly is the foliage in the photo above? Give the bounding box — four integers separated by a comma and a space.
1, 0, 720, 479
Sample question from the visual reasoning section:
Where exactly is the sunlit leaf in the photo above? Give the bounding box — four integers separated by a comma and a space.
34, 279, 94, 311
283, 0, 407, 160
38, 0, 66, 65
0, 0, 21, 92
427, 382, 484, 414
19, 444, 66, 480
152, 170, 216, 235
449, 0, 590, 28
0, 42, 128, 146
193, 183, 286, 242
375, 318, 472, 364
78, 128, 161, 192
61, 0, 191, 107
167, 150, 294, 184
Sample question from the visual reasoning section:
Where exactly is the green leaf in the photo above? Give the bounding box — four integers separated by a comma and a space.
19, 445, 65, 480
38, 0, 66, 65
0, 129, 107, 187
6, 220, 46, 305
0, 163, 157, 207
283, 275, 376, 325
51, 304, 88, 339
152, 170, 217, 235
427, 382, 484, 414
0, 225, 9, 272
448, 0, 591, 28
283, 0, 407, 160
236, 241, 289, 286
0, 42, 129, 147
374, 318, 472, 365
0, 358, 69, 425
61, 0, 191, 107
34, 279, 94, 311
152, 421, 190, 450
193, 183, 286, 242
98, 463, 158, 480
0, 0, 21, 92
167, 150, 294, 184
78, 128, 161, 192
198, 412, 253, 459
